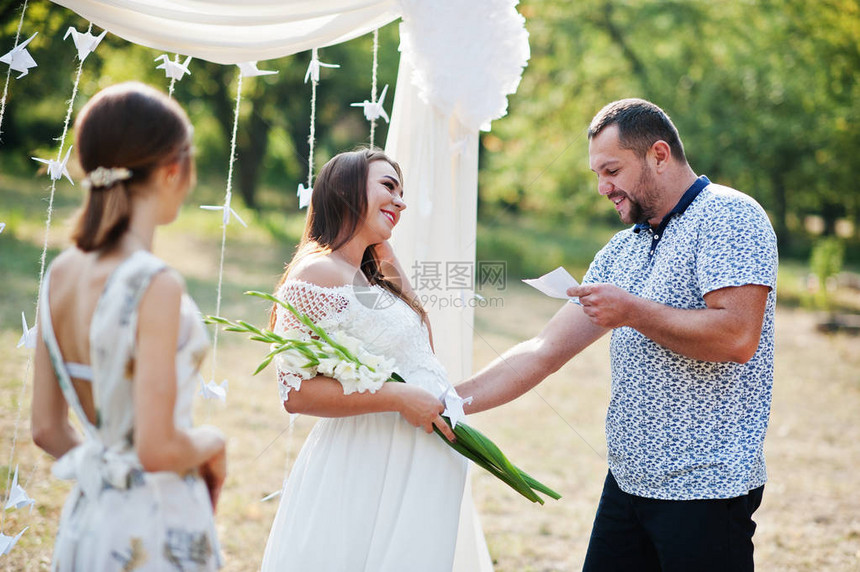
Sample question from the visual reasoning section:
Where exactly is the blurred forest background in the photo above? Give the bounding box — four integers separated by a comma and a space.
2, 0, 858, 276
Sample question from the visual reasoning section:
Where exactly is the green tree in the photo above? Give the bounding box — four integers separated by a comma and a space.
480, 0, 860, 248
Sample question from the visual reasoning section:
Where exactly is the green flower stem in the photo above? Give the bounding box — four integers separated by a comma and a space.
206, 292, 562, 505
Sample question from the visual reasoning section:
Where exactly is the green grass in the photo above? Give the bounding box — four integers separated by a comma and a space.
2, 172, 859, 571
476, 210, 619, 281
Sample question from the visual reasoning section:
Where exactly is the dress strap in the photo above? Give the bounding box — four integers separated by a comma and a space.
39, 266, 98, 439
66, 362, 93, 381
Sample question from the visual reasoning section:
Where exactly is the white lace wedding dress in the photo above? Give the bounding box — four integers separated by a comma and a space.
261, 280, 469, 572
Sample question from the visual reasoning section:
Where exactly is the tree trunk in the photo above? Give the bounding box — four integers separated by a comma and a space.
820, 201, 843, 237
599, 2, 651, 93
237, 104, 270, 210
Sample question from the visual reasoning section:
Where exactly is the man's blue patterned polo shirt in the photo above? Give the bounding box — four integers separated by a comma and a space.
582, 176, 778, 500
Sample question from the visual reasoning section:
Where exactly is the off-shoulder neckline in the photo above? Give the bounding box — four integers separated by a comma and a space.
279, 278, 382, 292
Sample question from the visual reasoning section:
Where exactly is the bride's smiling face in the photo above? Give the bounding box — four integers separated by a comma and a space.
359, 160, 405, 243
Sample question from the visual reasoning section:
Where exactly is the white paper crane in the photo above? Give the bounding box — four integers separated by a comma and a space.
17, 312, 36, 349
0, 222, 6, 234
63, 28, 107, 62
450, 134, 475, 157
0, 527, 28, 556
439, 386, 473, 429
200, 194, 247, 228
297, 183, 313, 209
304, 53, 339, 84
32, 145, 74, 185
4, 466, 35, 511
1, 32, 38, 79
199, 377, 228, 402
351, 84, 390, 123
154, 54, 192, 81
237, 61, 277, 78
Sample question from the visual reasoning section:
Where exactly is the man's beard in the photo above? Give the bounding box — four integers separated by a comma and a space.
622, 166, 661, 226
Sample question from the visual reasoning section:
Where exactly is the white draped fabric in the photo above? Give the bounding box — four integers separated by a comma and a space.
49, 0, 401, 64
47, 2, 529, 570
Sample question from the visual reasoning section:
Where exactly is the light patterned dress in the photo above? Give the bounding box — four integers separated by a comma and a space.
261, 280, 468, 572
40, 250, 222, 571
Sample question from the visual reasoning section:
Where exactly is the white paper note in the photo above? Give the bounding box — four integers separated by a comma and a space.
522, 266, 580, 300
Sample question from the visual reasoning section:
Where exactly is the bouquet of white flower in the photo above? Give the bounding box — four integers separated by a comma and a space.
206, 291, 561, 505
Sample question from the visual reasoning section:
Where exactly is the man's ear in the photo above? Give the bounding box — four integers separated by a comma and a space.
650, 140, 672, 172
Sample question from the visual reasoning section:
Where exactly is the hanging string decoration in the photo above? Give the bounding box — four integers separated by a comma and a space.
63, 28, 106, 62
155, 54, 192, 97
4, 466, 35, 511
0, 1, 34, 554
370, 29, 380, 146
31, 144, 74, 184
16, 313, 36, 350
0, 32, 37, 79
298, 48, 339, 209
198, 61, 277, 401
350, 29, 388, 147
0, 0, 33, 143
200, 70, 243, 402
2, 19, 104, 559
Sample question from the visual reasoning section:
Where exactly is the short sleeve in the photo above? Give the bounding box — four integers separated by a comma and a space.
582, 233, 624, 286
695, 190, 778, 296
273, 281, 351, 402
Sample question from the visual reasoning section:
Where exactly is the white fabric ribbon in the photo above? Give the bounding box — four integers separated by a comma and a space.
52, 440, 140, 499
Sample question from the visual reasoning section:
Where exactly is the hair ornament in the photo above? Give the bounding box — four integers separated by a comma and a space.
82, 166, 132, 191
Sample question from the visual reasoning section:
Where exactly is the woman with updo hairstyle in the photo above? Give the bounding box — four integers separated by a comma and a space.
260, 149, 469, 571
31, 82, 226, 571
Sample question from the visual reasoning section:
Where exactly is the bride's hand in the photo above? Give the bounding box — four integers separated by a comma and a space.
395, 384, 456, 442
200, 445, 227, 512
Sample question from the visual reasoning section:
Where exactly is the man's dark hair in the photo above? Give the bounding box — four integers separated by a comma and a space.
588, 98, 687, 163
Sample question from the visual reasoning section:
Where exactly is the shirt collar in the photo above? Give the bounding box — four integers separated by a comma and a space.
633, 175, 710, 234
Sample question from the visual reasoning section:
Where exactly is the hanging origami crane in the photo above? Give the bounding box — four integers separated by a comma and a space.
297, 183, 313, 209
351, 84, 390, 123
63, 28, 107, 62
0, 222, 6, 234
4, 466, 35, 511
0, 32, 38, 79
199, 377, 228, 402
0, 527, 28, 556
32, 145, 74, 185
154, 54, 192, 81
303, 52, 339, 84
450, 134, 475, 157
237, 61, 277, 78
200, 193, 247, 227
17, 312, 36, 350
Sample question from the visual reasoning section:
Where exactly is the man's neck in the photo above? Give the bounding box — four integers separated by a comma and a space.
648, 167, 699, 227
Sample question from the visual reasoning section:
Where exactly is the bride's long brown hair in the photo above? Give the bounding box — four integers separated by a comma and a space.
269, 149, 427, 328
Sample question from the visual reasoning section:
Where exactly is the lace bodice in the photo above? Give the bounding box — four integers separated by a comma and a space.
273, 280, 450, 402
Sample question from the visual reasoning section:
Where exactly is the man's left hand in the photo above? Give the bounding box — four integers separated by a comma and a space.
567, 283, 636, 329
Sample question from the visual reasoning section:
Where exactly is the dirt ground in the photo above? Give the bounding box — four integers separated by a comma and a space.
2, 227, 859, 571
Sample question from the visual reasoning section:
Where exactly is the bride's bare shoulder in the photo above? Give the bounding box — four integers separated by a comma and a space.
289, 254, 354, 289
